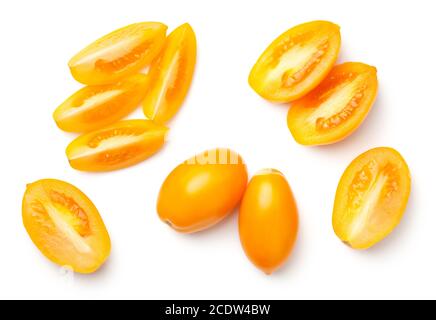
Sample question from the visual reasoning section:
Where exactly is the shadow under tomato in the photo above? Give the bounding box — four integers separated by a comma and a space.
180, 204, 305, 278
73, 255, 114, 283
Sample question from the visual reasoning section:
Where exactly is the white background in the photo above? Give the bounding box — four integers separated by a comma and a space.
0, 0, 434, 300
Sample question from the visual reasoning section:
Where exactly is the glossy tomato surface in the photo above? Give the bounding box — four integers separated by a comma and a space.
69, 22, 167, 85
333, 147, 411, 250
249, 21, 341, 103
287, 62, 378, 145
157, 148, 248, 233
239, 169, 298, 274
22, 179, 111, 274
66, 119, 168, 172
143, 23, 197, 124
54, 74, 150, 133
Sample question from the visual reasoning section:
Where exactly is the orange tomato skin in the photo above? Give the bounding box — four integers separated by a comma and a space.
157, 148, 248, 233
239, 169, 298, 274
53, 74, 150, 133
249, 21, 341, 103
332, 147, 411, 250
143, 23, 197, 124
69, 22, 167, 85
22, 179, 111, 274
66, 119, 168, 172
287, 62, 378, 146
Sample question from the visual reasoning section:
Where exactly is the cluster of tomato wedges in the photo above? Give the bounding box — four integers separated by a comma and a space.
54, 22, 196, 172
22, 20, 411, 275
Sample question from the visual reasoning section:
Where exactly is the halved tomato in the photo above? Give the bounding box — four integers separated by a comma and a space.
143, 23, 197, 124
287, 62, 378, 145
249, 21, 341, 103
53, 74, 150, 133
69, 22, 167, 85
239, 169, 298, 274
22, 179, 111, 274
66, 119, 168, 172
333, 147, 411, 250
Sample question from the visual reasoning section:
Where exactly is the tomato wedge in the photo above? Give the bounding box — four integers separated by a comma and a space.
157, 148, 247, 233
239, 169, 298, 274
69, 22, 167, 85
66, 119, 168, 172
332, 147, 411, 250
249, 21, 341, 103
22, 179, 111, 274
53, 74, 150, 133
143, 23, 197, 124
287, 62, 378, 145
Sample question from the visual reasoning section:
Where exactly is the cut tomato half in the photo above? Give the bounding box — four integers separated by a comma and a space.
249, 21, 341, 103
143, 23, 197, 124
287, 62, 378, 145
22, 179, 111, 273
53, 74, 150, 133
69, 22, 167, 85
332, 147, 411, 250
66, 119, 168, 172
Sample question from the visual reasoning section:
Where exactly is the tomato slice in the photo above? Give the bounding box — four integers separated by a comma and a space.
239, 169, 298, 274
69, 22, 167, 85
287, 62, 378, 145
22, 179, 111, 273
249, 21, 341, 103
53, 74, 150, 133
66, 119, 168, 172
143, 23, 197, 124
157, 148, 247, 233
332, 147, 411, 250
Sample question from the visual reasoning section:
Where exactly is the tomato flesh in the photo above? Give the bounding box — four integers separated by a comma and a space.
239, 169, 298, 274
66, 119, 168, 172
249, 21, 341, 102
143, 23, 197, 124
157, 148, 248, 233
53, 74, 150, 133
333, 147, 411, 249
22, 179, 111, 273
69, 22, 167, 85
287, 62, 378, 145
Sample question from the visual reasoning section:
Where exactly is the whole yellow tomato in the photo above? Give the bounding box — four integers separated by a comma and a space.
157, 148, 248, 233
239, 169, 298, 274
